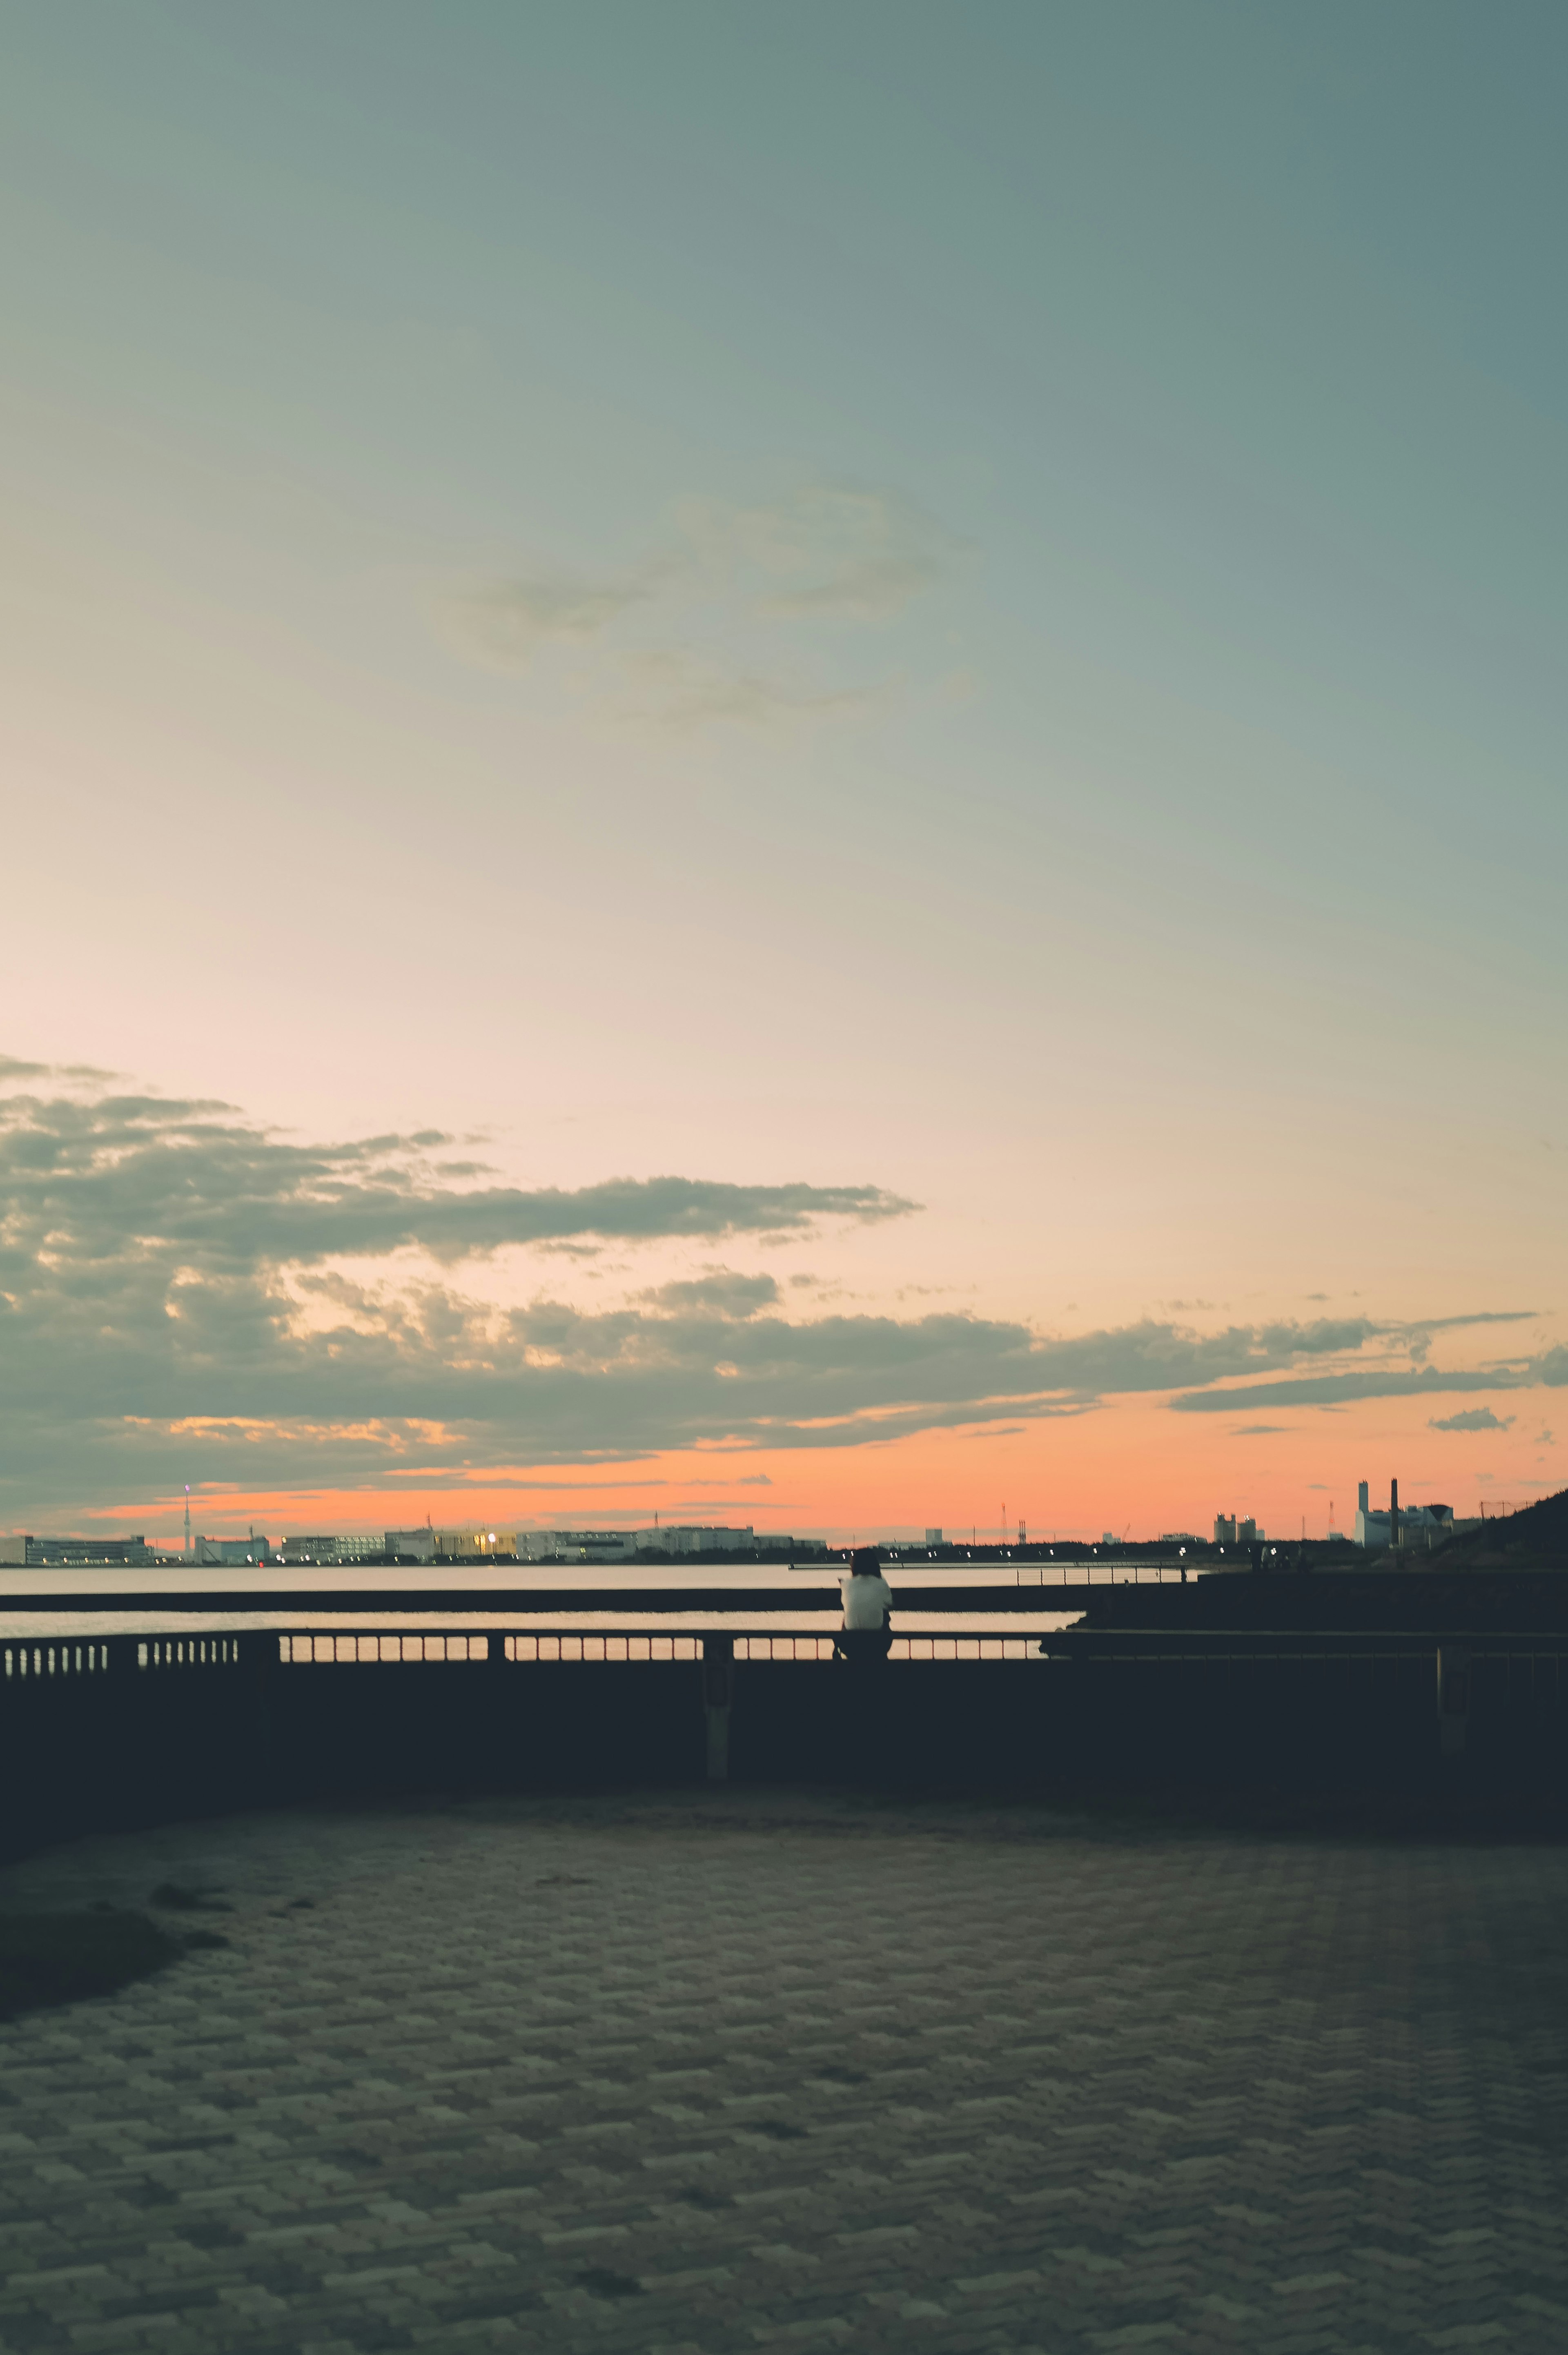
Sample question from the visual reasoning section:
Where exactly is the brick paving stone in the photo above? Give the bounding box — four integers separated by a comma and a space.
0, 1789, 1563, 2351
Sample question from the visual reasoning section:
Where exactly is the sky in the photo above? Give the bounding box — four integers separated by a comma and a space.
2, 2, 1565, 1546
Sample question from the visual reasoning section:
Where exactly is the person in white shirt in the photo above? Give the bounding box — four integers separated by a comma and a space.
835, 1546, 894, 1664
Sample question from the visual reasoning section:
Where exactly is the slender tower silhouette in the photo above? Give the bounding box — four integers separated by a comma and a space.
184, 1484, 192, 1558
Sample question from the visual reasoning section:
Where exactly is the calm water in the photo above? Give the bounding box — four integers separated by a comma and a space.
0, 1608, 1082, 1640
0, 1555, 1170, 1642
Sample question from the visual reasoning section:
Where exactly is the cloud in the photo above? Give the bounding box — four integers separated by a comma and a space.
610, 647, 874, 733
443, 568, 660, 671
0, 1069, 924, 1515
638, 1270, 782, 1319
437, 483, 953, 729
677, 486, 954, 620
1429, 1408, 1515, 1433
0, 1079, 913, 1277
0, 1054, 118, 1083
1172, 1346, 1562, 1414
1401, 1311, 1538, 1336
4, 1066, 1560, 1525
1402, 1310, 1537, 1365
1233, 1424, 1287, 1435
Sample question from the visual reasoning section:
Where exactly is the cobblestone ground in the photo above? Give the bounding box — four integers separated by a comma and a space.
0, 1788, 1564, 2353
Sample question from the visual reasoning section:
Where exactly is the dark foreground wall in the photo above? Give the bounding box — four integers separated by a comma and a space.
2, 1632, 1566, 1865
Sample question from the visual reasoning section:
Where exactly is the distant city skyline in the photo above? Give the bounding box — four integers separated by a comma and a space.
2, 8, 1564, 1541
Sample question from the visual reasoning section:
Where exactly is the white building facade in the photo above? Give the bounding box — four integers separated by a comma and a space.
1353, 1480, 1454, 1550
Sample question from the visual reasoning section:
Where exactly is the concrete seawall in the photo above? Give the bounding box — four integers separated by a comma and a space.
3, 1625, 1566, 1863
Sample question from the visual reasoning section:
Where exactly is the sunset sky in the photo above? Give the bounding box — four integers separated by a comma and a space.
4, 4, 1564, 1546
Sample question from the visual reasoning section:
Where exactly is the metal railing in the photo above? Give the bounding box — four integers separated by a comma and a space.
3, 1642, 113, 1678
276, 1631, 1040, 1664
1008, 1563, 1191, 1585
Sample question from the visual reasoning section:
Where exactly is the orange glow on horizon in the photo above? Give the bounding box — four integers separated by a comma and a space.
80, 1389, 1562, 1552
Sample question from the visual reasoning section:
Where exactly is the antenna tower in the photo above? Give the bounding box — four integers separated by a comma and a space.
184, 1484, 192, 1558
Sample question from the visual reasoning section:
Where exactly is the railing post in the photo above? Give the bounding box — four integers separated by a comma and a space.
481, 1632, 510, 1786
252, 1632, 276, 1798
1437, 1643, 1470, 1758
702, 1635, 735, 1783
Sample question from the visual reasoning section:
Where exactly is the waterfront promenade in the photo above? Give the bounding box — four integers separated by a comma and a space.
0, 1789, 1564, 2351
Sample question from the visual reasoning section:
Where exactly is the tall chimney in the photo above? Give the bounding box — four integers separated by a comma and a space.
1390, 1476, 1401, 1551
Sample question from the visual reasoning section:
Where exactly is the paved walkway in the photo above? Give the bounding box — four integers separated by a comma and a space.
0, 1789, 1564, 2352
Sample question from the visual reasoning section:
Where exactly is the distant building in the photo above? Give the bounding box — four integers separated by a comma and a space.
1159, 1533, 1200, 1545
278, 1534, 385, 1562
517, 1527, 816, 1562
1354, 1479, 1454, 1551
432, 1528, 518, 1560
636, 1525, 755, 1555
0, 1533, 158, 1567
1213, 1515, 1236, 1544
925, 1528, 944, 1545
194, 1535, 271, 1565
385, 1528, 437, 1563
521, 1531, 635, 1563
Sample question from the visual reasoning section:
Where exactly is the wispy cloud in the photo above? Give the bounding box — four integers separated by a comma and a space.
0, 1054, 118, 1083
436, 483, 955, 730
676, 486, 954, 620
1429, 1407, 1515, 1433
443, 567, 664, 671
1173, 1351, 1563, 1414
610, 647, 874, 733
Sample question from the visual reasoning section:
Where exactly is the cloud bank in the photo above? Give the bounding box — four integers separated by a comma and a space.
1, 1066, 1557, 1525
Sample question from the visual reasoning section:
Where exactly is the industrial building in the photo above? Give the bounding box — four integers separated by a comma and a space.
194, 1534, 271, 1565
635, 1524, 756, 1554
1212, 1515, 1264, 1545
432, 1529, 518, 1561
1354, 1479, 1454, 1551
519, 1524, 766, 1561
521, 1531, 636, 1563
278, 1534, 386, 1562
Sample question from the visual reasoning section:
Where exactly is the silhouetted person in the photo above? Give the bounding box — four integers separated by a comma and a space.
834, 1546, 893, 1664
